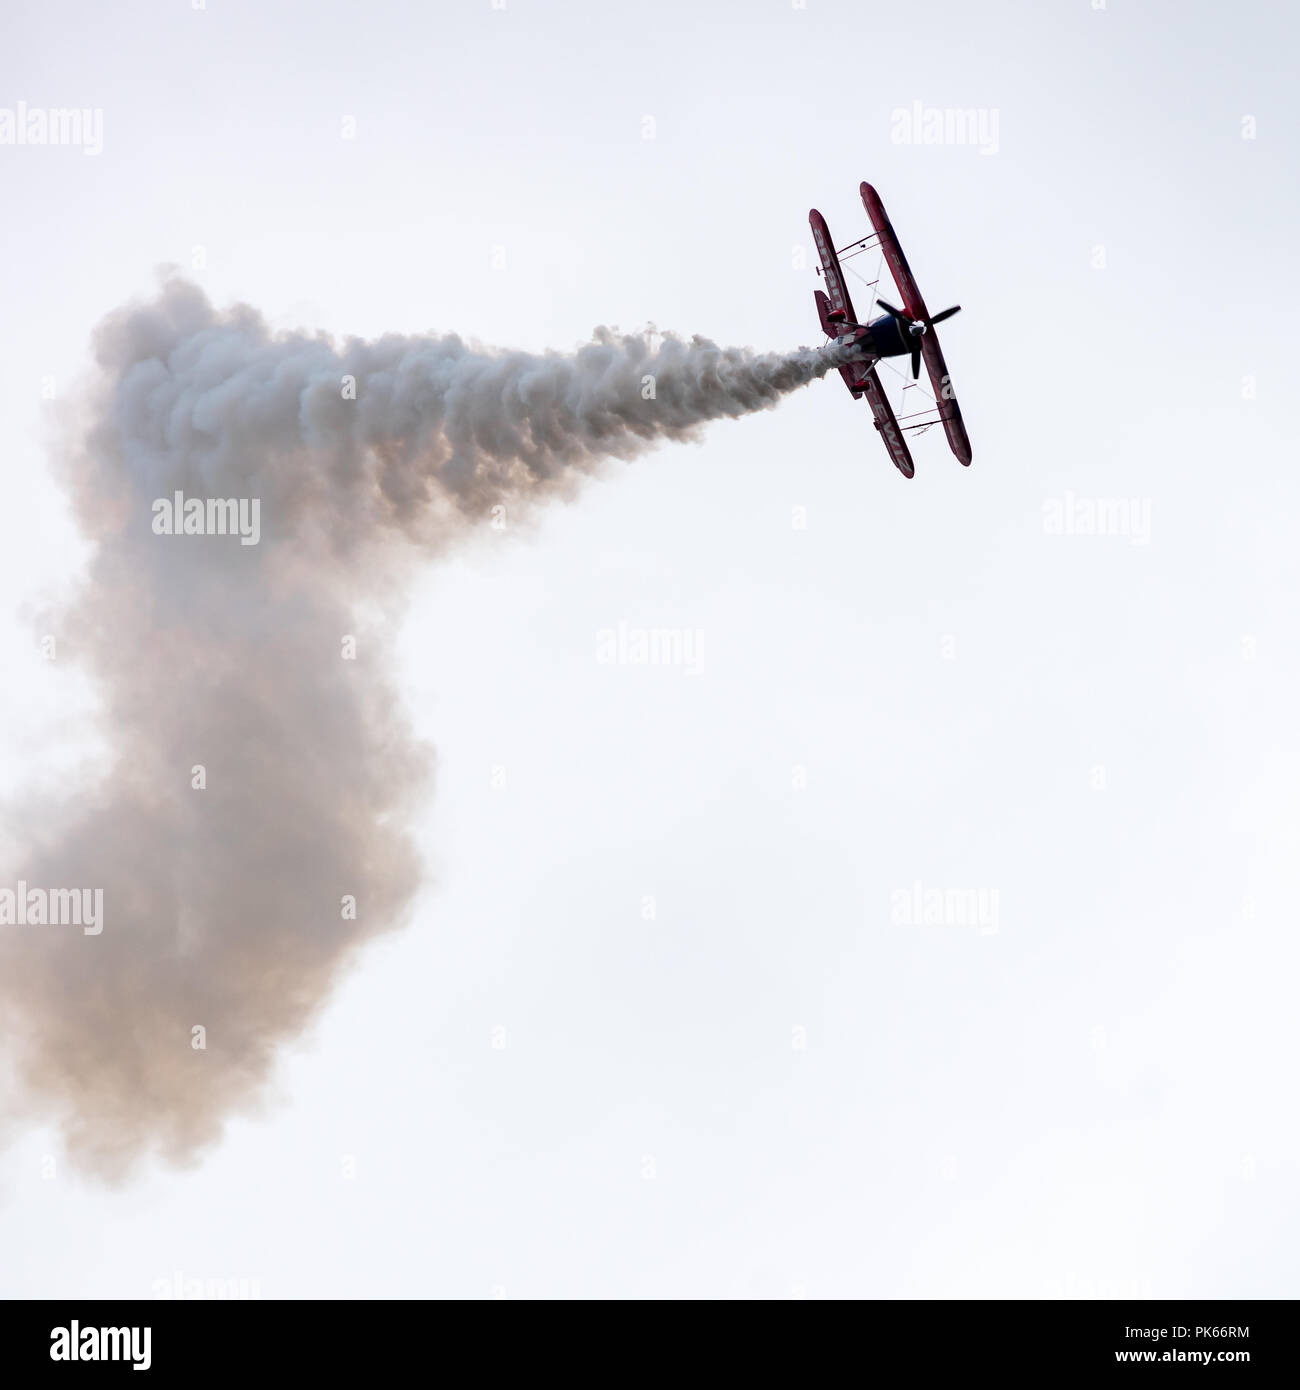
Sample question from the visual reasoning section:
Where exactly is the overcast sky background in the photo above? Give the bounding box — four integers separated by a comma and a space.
1, 0, 1297, 1297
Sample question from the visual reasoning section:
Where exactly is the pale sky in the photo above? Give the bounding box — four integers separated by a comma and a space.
1, 0, 1296, 1298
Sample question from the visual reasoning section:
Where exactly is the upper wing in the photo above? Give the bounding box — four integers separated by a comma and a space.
917, 333, 972, 466
859, 365, 915, 478
859, 182, 927, 321
860, 182, 972, 465
809, 209, 859, 327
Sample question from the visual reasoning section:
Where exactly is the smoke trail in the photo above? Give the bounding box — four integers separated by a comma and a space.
1, 276, 840, 1179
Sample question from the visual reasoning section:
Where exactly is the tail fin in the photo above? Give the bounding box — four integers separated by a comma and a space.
814, 289, 843, 339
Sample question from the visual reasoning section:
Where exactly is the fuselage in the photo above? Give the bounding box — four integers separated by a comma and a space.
834, 314, 916, 363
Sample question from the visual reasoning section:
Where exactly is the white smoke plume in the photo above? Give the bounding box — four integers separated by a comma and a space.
1, 275, 842, 1179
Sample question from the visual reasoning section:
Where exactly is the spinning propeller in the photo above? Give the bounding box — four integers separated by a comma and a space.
876, 299, 962, 379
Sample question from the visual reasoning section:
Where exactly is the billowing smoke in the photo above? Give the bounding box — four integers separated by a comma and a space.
1, 275, 841, 1179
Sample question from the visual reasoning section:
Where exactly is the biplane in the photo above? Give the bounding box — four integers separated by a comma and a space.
810, 182, 972, 478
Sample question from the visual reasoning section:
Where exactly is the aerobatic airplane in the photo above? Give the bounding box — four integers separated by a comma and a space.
810, 182, 972, 478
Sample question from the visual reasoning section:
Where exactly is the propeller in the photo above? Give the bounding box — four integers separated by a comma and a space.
876, 300, 963, 378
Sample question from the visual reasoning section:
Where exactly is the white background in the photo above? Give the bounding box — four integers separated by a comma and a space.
1, 0, 1296, 1297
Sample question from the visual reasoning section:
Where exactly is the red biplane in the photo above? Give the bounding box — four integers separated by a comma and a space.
810, 182, 972, 478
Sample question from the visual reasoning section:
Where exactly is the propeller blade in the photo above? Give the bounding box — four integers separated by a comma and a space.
877, 299, 906, 319
910, 347, 921, 380
928, 305, 962, 326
